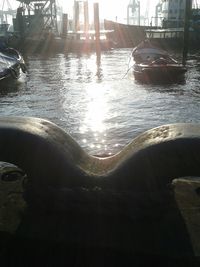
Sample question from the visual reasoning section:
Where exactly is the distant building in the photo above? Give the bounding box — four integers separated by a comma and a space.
159, 0, 187, 28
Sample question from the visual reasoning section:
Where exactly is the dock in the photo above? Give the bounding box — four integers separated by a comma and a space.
8, 0, 114, 54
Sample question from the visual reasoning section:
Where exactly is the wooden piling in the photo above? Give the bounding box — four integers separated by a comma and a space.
74, 0, 80, 39
16, 7, 25, 39
62, 14, 68, 38
93, 2, 101, 57
84, 1, 89, 40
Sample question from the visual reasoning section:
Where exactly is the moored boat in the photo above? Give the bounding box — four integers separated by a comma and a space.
0, 46, 26, 82
132, 40, 187, 83
104, 19, 148, 48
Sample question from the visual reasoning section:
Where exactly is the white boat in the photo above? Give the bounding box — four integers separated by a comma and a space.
132, 40, 187, 83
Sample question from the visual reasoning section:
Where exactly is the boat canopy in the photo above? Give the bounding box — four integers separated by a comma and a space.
133, 47, 168, 56
0, 51, 18, 72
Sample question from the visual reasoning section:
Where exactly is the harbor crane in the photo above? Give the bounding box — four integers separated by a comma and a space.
0, 0, 16, 23
144, 0, 150, 25
127, 0, 140, 25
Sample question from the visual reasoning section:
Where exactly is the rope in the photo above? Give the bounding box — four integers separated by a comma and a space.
9, 67, 19, 79
121, 49, 135, 79
121, 64, 134, 79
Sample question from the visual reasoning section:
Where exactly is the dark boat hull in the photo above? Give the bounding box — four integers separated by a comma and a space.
0, 63, 21, 82
0, 48, 26, 82
104, 19, 148, 48
133, 64, 187, 83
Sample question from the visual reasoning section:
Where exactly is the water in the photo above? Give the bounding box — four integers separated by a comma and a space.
1, 48, 200, 156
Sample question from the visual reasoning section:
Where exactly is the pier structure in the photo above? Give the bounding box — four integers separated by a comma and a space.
64, 0, 103, 43
65, 0, 90, 40
9, 0, 112, 54
73, 0, 89, 35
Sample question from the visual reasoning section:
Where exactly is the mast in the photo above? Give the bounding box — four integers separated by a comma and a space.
182, 0, 192, 65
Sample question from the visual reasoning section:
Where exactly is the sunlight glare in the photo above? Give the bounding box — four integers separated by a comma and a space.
58, 0, 130, 22
84, 84, 108, 133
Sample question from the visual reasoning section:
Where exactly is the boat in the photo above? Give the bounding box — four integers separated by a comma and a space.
10, 2, 113, 54
0, 46, 26, 82
131, 40, 187, 83
104, 19, 148, 48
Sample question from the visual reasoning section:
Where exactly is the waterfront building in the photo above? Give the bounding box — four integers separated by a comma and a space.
157, 0, 187, 28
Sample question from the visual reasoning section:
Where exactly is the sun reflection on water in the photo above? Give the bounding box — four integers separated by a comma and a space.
58, 52, 133, 155
79, 83, 111, 154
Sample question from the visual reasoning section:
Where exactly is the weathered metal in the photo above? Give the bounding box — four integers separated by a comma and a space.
0, 117, 199, 265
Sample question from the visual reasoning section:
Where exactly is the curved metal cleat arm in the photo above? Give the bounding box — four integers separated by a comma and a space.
0, 117, 199, 264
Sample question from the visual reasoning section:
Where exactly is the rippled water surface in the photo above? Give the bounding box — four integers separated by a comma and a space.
1, 49, 200, 155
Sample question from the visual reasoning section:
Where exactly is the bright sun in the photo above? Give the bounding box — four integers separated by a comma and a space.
59, 0, 130, 22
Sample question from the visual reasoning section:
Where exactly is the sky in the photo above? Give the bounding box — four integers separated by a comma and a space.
58, 0, 159, 23
2, 0, 200, 24
1, 0, 158, 21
